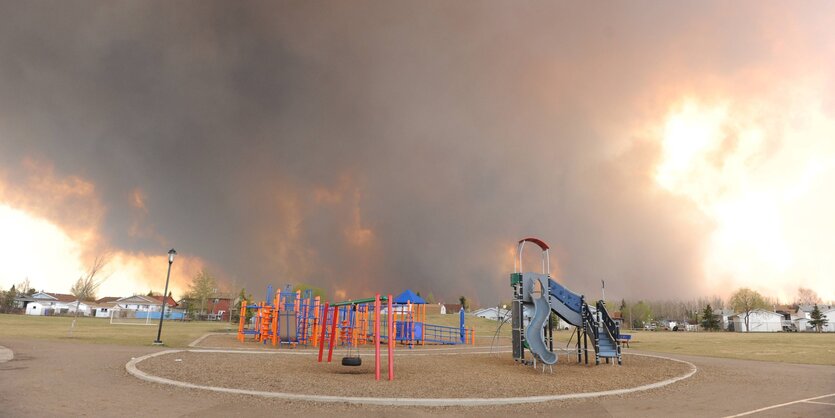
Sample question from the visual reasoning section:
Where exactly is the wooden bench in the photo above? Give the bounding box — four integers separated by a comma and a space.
618, 334, 632, 348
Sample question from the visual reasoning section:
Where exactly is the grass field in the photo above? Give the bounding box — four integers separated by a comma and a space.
0, 314, 231, 347
2, 314, 834, 365
623, 329, 835, 366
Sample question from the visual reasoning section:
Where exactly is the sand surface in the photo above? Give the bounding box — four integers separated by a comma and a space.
137, 347, 690, 398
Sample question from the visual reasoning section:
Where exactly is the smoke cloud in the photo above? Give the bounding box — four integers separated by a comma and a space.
1, 2, 833, 303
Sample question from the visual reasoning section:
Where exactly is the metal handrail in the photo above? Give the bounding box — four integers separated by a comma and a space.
596, 301, 619, 342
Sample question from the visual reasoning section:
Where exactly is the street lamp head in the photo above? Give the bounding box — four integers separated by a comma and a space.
168, 248, 177, 263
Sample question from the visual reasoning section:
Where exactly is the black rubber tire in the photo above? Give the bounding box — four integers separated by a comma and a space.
341, 356, 362, 367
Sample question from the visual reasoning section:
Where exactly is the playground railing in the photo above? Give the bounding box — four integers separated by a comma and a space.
422, 323, 464, 345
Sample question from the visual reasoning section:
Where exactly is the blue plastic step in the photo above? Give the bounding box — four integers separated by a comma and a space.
598, 350, 618, 357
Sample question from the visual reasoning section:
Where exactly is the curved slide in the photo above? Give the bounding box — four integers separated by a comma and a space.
524, 278, 557, 365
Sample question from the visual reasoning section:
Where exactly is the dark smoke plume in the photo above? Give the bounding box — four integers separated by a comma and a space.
0, 2, 832, 304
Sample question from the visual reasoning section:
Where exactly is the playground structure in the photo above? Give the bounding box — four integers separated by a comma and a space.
236, 285, 321, 347
511, 237, 622, 370
237, 286, 475, 350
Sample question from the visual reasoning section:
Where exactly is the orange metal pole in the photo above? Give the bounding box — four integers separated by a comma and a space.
272, 306, 278, 346
312, 296, 320, 347
317, 302, 329, 362
238, 299, 246, 342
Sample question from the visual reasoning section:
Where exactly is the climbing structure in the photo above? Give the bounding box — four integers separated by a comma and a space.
511, 237, 622, 369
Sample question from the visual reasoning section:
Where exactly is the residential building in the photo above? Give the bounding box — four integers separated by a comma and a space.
730, 309, 783, 332
711, 309, 735, 331
24, 292, 77, 316
113, 295, 164, 312
472, 307, 510, 321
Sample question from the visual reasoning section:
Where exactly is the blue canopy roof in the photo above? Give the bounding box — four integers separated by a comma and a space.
394, 289, 426, 304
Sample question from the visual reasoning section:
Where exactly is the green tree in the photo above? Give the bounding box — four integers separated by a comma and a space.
729, 288, 769, 332
1, 285, 17, 313
187, 269, 217, 320
809, 304, 829, 333
549, 311, 561, 331
424, 292, 436, 304
701, 304, 720, 331
630, 301, 653, 329
459, 296, 468, 311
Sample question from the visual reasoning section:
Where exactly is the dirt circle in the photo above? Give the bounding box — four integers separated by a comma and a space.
131, 344, 695, 405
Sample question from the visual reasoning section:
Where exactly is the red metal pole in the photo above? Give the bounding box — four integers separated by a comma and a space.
387, 294, 394, 381
317, 302, 329, 362
327, 305, 338, 363
374, 294, 381, 381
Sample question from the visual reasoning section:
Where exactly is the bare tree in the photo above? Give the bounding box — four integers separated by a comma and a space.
729, 288, 768, 332
795, 287, 822, 306
70, 254, 111, 334
17, 277, 31, 295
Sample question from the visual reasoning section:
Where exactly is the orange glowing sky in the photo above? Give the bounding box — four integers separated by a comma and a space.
0, 160, 205, 297
653, 89, 835, 302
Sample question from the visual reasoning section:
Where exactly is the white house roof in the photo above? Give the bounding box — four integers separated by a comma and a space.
729, 309, 782, 319
798, 304, 833, 313
473, 307, 511, 317
115, 295, 161, 304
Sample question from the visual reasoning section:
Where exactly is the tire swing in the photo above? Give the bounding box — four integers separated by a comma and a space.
341, 304, 362, 367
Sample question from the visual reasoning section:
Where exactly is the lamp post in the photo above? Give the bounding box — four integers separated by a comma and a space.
153, 249, 177, 345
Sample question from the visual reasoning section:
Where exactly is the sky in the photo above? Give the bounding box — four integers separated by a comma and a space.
0, 2, 834, 305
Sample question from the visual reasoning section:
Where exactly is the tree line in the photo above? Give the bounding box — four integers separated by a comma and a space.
616, 286, 830, 332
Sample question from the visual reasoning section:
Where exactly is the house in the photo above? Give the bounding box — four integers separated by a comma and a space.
711, 309, 735, 331
90, 303, 118, 318
821, 307, 835, 332
66, 300, 93, 316
472, 307, 510, 321
730, 309, 783, 332
24, 292, 77, 316
113, 295, 164, 312
150, 295, 179, 309
204, 294, 232, 321
796, 306, 835, 332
